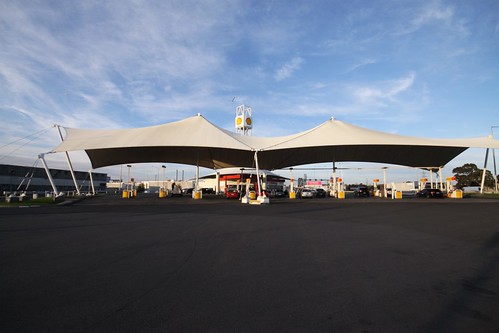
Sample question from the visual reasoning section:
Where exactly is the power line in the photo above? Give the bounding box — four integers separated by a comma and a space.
0, 127, 52, 162
0, 127, 52, 150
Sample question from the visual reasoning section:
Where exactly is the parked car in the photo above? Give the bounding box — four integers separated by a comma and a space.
354, 186, 370, 197
300, 188, 315, 198
225, 186, 240, 199
315, 188, 327, 198
416, 188, 444, 198
274, 189, 288, 198
202, 188, 215, 194
182, 188, 193, 195
225, 190, 239, 199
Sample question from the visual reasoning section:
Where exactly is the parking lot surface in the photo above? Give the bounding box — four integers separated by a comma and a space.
1, 195, 499, 332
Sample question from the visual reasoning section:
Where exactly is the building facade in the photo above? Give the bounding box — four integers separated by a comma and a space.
0, 164, 108, 194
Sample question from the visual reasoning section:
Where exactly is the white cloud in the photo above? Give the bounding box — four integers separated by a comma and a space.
345, 58, 376, 73
309, 82, 327, 90
413, 2, 454, 26
0, 0, 247, 147
351, 73, 416, 105
274, 57, 303, 81
402, 1, 469, 37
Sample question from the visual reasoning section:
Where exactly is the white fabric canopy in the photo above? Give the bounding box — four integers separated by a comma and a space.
52, 114, 499, 170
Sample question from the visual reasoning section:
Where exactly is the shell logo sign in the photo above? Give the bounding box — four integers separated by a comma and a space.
235, 105, 253, 134
235, 116, 252, 129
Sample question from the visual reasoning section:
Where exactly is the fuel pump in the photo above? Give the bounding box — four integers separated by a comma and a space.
419, 178, 428, 191
373, 179, 380, 197
446, 176, 462, 198
448, 176, 456, 192
241, 178, 252, 204
329, 177, 344, 198
328, 177, 335, 197
289, 167, 296, 199
337, 177, 345, 199
289, 178, 296, 199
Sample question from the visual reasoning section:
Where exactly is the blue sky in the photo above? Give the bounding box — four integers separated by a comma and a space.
1, 0, 498, 182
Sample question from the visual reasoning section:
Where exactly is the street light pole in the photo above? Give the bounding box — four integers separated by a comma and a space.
162, 165, 166, 190
127, 165, 132, 191
239, 168, 244, 199
492, 126, 498, 192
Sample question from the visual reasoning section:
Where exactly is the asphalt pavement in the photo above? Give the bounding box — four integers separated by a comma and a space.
1, 194, 498, 332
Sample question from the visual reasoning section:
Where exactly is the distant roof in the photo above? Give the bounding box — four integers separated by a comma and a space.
52, 114, 499, 170
199, 167, 286, 180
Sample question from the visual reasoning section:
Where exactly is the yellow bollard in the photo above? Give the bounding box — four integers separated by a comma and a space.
122, 190, 129, 198
338, 191, 345, 199
289, 191, 296, 199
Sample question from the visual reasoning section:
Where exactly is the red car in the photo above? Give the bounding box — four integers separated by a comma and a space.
225, 189, 240, 199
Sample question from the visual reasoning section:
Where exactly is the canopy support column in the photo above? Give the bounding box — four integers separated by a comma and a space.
38, 153, 58, 196
493, 148, 498, 193
332, 161, 337, 198
195, 164, 199, 191
253, 150, 269, 204
439, 167, 443, 191
254, 151, 262, 197
55, 125, 80, 195
215, 171, 220, 194
89, 170, 95, 195
480, 148, 489, 194
383, 167, 387, 198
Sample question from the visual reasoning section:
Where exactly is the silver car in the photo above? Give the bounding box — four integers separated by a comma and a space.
300, 188, 315, 198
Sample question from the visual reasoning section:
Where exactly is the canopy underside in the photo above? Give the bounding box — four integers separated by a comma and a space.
85, 144, 468, 170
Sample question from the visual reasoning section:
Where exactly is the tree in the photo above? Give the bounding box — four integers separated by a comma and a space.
452, 163, 494, 189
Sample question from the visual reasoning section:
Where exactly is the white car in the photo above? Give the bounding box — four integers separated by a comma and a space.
300, 188, 315, 198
